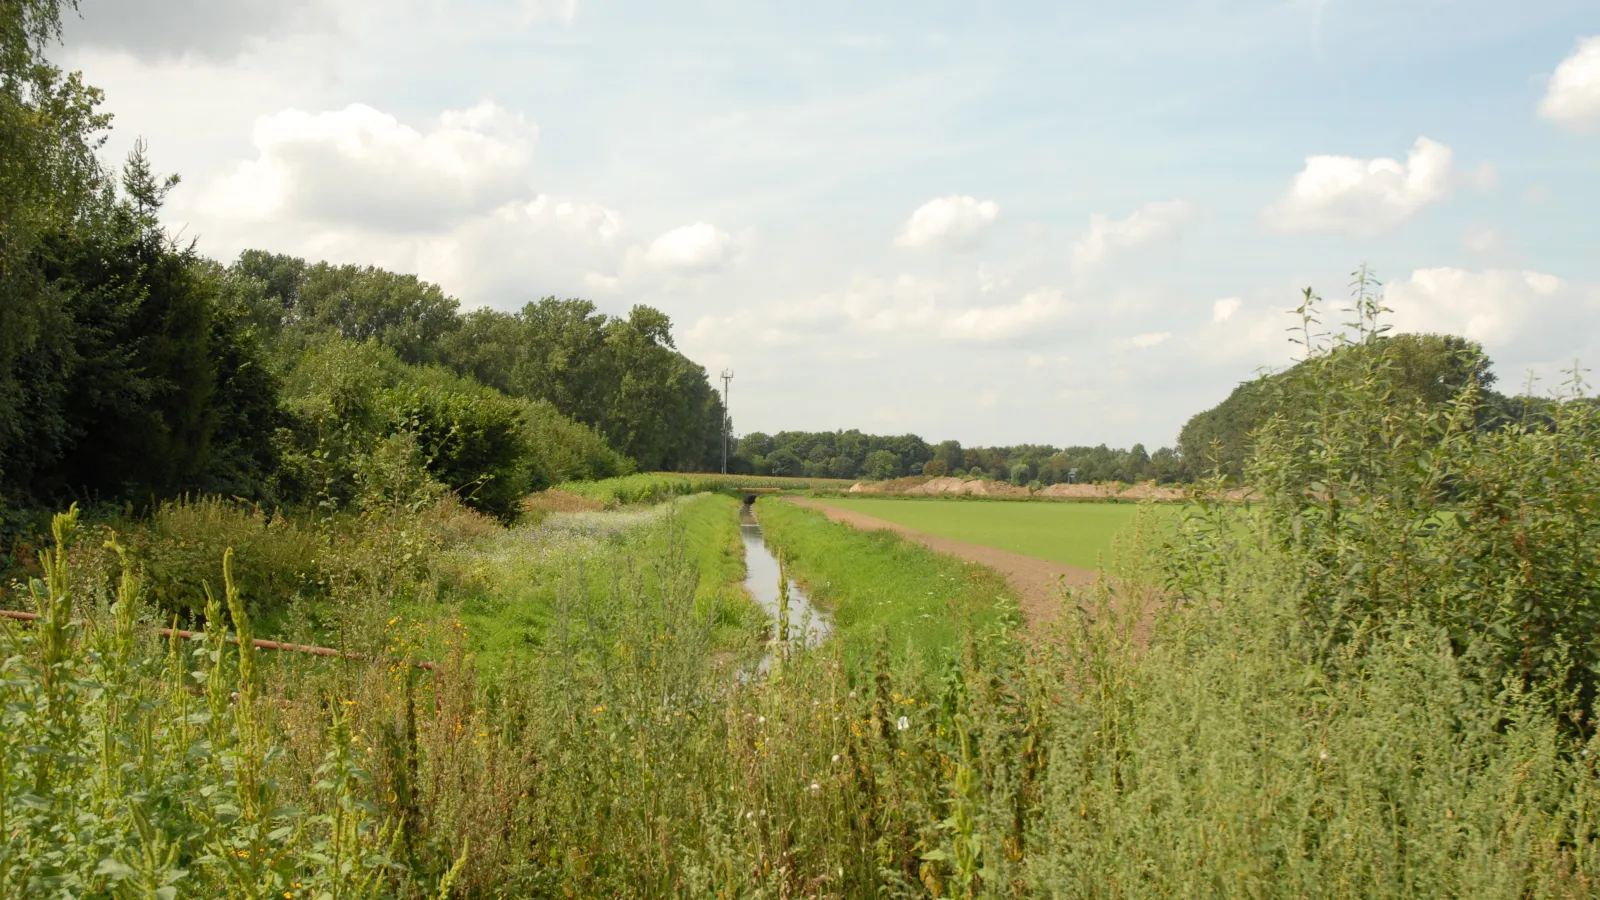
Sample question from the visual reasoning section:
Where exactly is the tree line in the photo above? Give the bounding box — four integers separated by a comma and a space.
731, 431, 1186, 486
0, 2, 727, 535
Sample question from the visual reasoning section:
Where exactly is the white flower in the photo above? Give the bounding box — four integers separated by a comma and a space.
757, 716, 765, 725
1319, 749, 1329, 761
848, 691, 856, 698
809, 782, 820, 792
831, 754, 840, 763
896, 715, 910, 731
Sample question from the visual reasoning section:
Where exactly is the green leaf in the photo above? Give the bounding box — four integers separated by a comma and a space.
96, 858, 136, 880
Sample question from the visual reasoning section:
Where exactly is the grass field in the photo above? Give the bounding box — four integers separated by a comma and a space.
813, 496, 1178, 569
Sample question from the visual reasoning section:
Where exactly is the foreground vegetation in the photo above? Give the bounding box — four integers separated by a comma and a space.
6, 287, 1600, 896
6, 4, 1600, 894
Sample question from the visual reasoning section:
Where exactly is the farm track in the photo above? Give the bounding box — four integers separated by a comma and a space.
785, 497, 1098, 627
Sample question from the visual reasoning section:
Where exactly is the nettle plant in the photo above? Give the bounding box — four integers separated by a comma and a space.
1180, 268, 1600, 723
0, 506, 464, 898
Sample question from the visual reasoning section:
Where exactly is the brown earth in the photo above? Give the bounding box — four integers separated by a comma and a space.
522, 489, 605, 513
1117, 482, 1187, 501
1035, 482, 1117, 499
904, 476, 1031, 498
785, 497, 1098, 627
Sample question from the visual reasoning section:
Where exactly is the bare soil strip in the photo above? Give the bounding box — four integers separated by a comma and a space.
785, 498, 1098, 627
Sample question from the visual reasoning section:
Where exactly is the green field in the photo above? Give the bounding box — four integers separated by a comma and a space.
814, 497, 1177, 569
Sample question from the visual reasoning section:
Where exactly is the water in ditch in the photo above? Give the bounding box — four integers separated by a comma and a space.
739, 500, 830, 659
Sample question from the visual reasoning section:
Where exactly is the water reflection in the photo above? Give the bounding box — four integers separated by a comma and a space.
739, 502, 831, 651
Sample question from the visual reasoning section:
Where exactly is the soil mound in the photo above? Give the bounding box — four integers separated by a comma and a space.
904, 476, 1028, 497
1036, 483, 1116, 499
1117, 482, 1187, 501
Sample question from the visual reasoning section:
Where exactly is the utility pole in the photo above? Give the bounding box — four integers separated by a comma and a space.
720, 368, 733, 474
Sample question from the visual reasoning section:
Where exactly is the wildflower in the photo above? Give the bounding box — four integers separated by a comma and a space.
1319, 749, 1329, 761
756, 715, 765, 725
831, 754, 840, 763
809, 782, 820, 792
896, 715, 909, 731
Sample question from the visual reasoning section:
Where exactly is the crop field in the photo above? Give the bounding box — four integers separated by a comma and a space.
813, 496, 1178, 569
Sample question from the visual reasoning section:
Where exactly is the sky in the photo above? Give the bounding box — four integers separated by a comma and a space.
54, 0, 1600, 449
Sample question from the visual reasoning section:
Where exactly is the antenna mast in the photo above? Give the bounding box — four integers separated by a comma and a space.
719, 368, 733, 475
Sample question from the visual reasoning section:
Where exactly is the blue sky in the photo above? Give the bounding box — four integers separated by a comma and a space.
59, 0, 1600, 448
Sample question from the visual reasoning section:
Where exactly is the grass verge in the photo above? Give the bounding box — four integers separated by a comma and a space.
753, 496, 1020, 662
417, 493, 764, 670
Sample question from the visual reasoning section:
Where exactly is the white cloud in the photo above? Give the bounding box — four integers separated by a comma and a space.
1262, 137, 1456, 236
1211, 297, 1242, 323
643, 223, 733, 272
1128, 331, 1172, 349
893, 195, 1000, 251
684, 275, 1074, 349
1462, 225, 1504, 256
941, 289, 1068, 342
202, 102, 538, 231
1539, 36, 1600, 132
1386, 268, 1568, 344
1070, 200, 1194, 270
413, 194, 626, 302
521, 0, 578, 24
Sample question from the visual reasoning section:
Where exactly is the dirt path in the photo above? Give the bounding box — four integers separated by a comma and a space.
785, 498, 1098, 627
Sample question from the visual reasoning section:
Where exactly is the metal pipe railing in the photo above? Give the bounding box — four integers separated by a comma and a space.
0, 608, 438, 671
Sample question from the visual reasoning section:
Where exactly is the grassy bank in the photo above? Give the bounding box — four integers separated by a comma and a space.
753, 496, 1021, 661
420, 493, 763, 670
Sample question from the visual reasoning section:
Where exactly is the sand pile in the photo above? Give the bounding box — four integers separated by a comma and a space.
904, 477, 1030, 497
1117, 482, 1187, 501
1036, 483, 1116, 499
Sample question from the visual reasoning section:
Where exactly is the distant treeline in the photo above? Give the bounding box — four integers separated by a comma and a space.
730, 432, 1185, 485
740, 333, 1573, 489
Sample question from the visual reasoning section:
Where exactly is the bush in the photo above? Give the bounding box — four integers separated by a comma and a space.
133, 496, 324, 622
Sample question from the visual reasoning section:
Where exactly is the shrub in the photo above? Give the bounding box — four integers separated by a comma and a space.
133, 496, 324, 621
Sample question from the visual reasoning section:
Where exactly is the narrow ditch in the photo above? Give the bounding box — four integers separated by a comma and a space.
738, 496, 831, 661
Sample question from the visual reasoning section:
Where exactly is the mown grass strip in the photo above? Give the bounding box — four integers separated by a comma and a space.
811, 496, 1178, 569
753, 497, 1019, 662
